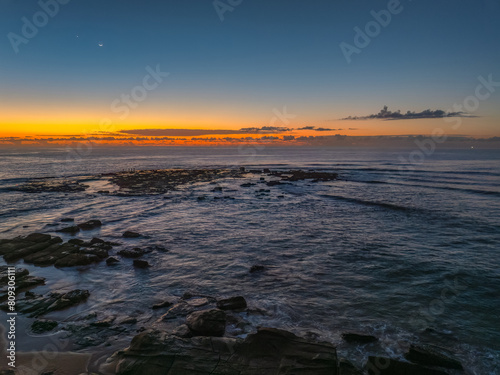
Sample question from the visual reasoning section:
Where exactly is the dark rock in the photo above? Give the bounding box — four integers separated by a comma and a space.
25, 233, 52, 243
60, 218, 74, 222
172, 324, 192, 338
110, 327, 337, 375
120, 317, 137, 325
240, 183, 256, 187
249, 265, 265, 273
405, 344, 463, 370
216, 296, 247, 311
133, 260, 150, 268
91, 317, 115, 327
339, 358, 363, 375
263, 168, 271, 173
56, 226, 80, 234
90, 237, 105, 245
123, 231, 141, 238
54, 253, 101, 267
212, 186, 223, 192
106, 257, 120, 265
68, 239, 85, 245
118, 248, 145, 258
342, 332, 378, 344
77, 220, 102, 230
365, 356, 448, 375
267, 180, 285, 186
32, 320, 58, 334
186, 309, 226, 337
0, 267, 29, 282
152, 300, 174, 310
8, 289, 90, 317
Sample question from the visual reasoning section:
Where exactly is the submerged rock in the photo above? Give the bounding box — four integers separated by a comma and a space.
118, 248, 145, 258
216, 296, 247, 311
109, 327, 338, 375
77, 220, 102, 230
123, 231, 141, 238
106, 257, 120, 265
133, 260, 150, 268
249, 265, 265, 273
186, 309, 226, 337
31, 320, 58, 334
342, 332, 378, 344
56, 226, 80, 234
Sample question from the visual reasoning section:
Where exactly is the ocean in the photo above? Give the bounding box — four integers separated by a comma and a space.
0, 146, 499, 373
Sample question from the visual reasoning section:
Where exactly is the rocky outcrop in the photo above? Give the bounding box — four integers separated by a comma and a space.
31, 320, 58, 334
123, 231, 141, 238
0, 267, 45, 302
2, 289, 90, 318
0, 233, 113, 268
77, 220, 103, 230
108, 327, 338, 375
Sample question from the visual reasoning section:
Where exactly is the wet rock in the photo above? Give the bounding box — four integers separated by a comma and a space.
342, 332, 378, 344
133, 260, 150, 268
90, 237, 105, 245
68, 239, 85, 245
120, 317, 137, 325
339, 358, 363, 375
365, 356, 448, 375
8, 289, 90, 317
249, 265, 265, 273
54, 253, 101, 267
106, 257, 120, 265
32, 320, 58, 334
80, 247, 109, 259
15, 180, 88, 193
56, 226, 80, 234
266, 180, 286, 186
123, 231, 141, 238
77, 220, 102, 230
405, 344, 463, 370
118, 248, 145, 258
110, 327, 337, 375
152, 300, 174, 310
91, 317, 115, 327
186, 309, 226, 337
25, 233, 52, 243
60, 218, 74, 222
216, 296, 247, 311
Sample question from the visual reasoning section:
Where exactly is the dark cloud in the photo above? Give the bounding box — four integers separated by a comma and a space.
342, 106, 475, 121
297, 126, 316, 130
238, 126, 291, 133
296, 126, 336, 131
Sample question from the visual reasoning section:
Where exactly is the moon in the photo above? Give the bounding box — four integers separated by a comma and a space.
98, 43, 104, 47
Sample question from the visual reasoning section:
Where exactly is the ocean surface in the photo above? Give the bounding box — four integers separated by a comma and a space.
0, 146, 499, 373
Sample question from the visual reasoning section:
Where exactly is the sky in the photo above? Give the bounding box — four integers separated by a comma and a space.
0, 0, 499, 146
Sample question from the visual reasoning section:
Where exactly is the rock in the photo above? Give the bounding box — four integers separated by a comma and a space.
216, 296, 247, 311
31, 320, 58, 334
56, 226, 80, 234
172, 324, 192, 338
77, 220, 102, 230
110, 327, 337, 375
240, 183, 256, 187
8, 289, 90, 317
342, 332, 378, 344
123, 231, 141, 238
405, 344, 463, 370
120, 317, 137, 325
152, 300, 174, 310
80, 247, 109, 259
91, 317, 115, 327
25, 233, 52, 243
54, 253, 101, 267
106, 257, 120, 265
90, 237, 105, 245
339, 358, 363, 375
186, 309, 226, 337
68, 239, 85, 245
118, 248, 145, 258
249, 265, 265, 273
365, 356, 448, 375
60, 218, 74, 222
133, 260, 150, 268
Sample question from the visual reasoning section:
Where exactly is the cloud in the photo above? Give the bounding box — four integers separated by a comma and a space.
342, 106, 475, 120
238, 126, 291, 133
296, 126, 336, 131
119, 126, 292, 137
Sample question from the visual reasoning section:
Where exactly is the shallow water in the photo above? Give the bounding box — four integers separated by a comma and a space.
0, 146, 499, 373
